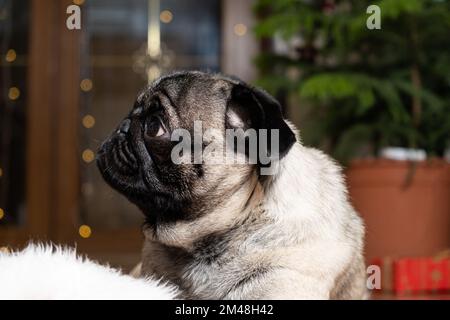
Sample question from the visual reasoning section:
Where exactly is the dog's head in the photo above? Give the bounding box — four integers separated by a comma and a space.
97, 71, 295, 225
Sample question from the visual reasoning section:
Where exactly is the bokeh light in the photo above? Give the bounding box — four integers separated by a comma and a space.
5, 49, 17, 63
82, 115, 96, 129
78, 225, 92, 238
80, 79, 93, 92
233, 23, 247, 36
160, 10, 173, 23
82, 149, 95, 163
8, 87, 20, 100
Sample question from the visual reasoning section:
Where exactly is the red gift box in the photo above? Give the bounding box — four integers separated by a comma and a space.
372, 250, 450, 294
394, 257, 450, 294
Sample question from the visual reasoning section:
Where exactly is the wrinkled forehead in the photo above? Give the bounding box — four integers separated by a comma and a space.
137, 72, 234, 129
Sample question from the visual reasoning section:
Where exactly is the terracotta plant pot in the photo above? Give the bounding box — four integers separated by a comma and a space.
346, 159, 450, 263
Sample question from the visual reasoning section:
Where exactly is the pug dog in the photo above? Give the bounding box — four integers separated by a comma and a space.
97, 71, 367, 299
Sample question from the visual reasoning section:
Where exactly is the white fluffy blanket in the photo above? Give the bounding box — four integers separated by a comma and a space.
0, 244, 177, 300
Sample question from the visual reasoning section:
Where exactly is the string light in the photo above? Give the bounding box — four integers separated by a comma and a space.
5, 49, 17, 63
160, 10, 173, 23
82, 149, 95, 163
233, 23, 247, 36
73, 0, 85, 5
8, 87, 20, 100
80, 79, 93, 92
0, 208, 4, 220
82, 115, 96, 129
78, 225, 92, 238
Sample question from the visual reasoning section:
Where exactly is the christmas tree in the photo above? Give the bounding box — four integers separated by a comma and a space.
254, 0, 450, 163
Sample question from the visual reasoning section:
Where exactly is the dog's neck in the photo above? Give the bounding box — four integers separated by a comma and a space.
142, 141, 325, 251
143, 172, 264, 250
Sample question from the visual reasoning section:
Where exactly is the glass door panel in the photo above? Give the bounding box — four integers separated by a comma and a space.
0, 0, 30, 227
79, 0, 221, 230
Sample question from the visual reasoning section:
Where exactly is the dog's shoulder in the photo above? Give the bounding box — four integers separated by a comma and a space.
262, 143, 366, 286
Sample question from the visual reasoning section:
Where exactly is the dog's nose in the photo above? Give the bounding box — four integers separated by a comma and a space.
117, 119, 131, 134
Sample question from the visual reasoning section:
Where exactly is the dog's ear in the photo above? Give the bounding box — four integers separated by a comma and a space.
226, 83, 296, 160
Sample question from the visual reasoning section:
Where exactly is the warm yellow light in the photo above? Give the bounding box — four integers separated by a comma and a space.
8, 87, 20, 100
0, 167, 3, 177
0, 208, 4, 220
147, 65, 161, 81
5, 49, 16, 63
160, 10, 173, 23
82, 115, 96, 129
78, 225, 92, 238
82, 149, 95, 163
233, 23, 247, 36
73, 0, 85, 5
0, 247, 10, 254
80, 79, 93, 92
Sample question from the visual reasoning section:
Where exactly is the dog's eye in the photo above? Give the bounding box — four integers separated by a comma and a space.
145, 115, 166, 137
151, 99, 160, 110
